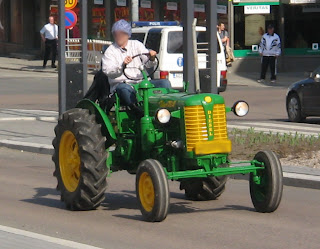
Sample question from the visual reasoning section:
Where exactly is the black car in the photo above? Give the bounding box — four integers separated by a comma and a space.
286, 66, 320, 122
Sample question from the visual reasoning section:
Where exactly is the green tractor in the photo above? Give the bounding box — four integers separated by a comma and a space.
52, 55, 283, 222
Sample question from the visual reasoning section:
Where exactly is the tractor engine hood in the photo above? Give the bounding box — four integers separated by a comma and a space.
148, 92, 226, 115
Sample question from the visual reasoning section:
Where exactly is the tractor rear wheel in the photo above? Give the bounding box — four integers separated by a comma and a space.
180, 174, 228, 201
52, 108, 109, 210
250, 150, 283, 213
136, 159, 170, 222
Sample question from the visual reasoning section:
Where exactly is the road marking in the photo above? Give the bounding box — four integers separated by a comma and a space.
240, 122, 320, 132
283, 172, 320, 182
0, 117, 57, 121
0, 139, 53, 149
0, 225, 103, 249
228, 124, 319, 136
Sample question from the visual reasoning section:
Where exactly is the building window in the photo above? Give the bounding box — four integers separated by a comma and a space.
284, 4, 320, 49
234, 5, 279, 50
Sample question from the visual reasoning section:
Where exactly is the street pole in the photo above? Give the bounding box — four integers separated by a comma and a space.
206, 0, 218, 94
58, 0, 66, 114
130, 0, 139, 22
80, 0, 88, 94
182, 0, 195, 93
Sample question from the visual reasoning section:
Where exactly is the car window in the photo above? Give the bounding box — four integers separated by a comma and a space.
312, 66, 320, 76
131, 33, 145, 43
145, 29, 162, 53
167, 31, 221, 54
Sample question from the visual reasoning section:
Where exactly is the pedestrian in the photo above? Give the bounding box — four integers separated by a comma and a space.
258, 24, 281, 84
40, 16, 58, 68
218, 22, 229, 48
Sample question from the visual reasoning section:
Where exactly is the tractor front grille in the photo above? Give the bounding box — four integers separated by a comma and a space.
184, 104, 228, 152
184, 106, 208, 151
212, 104, 228, 140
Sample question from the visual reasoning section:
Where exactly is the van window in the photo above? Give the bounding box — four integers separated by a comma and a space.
145, 29, 162, 53
131, 33, 145, 43
167, 31, 221, 54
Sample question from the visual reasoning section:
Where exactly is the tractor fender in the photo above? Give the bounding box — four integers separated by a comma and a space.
77, 99, 116, 148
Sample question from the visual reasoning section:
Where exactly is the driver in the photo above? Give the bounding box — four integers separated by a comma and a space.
102, 19, 171, 117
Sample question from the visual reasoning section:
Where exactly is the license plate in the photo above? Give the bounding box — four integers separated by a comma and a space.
172, 73, 183, 79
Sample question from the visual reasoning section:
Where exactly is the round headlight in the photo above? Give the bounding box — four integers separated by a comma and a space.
233, 101, 249, 117
156, 109, 171, 124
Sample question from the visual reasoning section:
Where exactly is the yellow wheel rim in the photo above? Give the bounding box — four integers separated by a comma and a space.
139, 172, 155, 212
59, 130, 81, 192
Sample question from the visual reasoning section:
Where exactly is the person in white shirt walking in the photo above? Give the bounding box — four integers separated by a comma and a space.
258, 24, 281, 84
40, 16, 58, 68
102, 19, 171, 117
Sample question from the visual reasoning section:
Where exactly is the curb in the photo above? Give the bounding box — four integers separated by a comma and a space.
232, 173, 320, 190
1, 140, 319, 190
0, 140, 53, 155
0, 66, 58, 74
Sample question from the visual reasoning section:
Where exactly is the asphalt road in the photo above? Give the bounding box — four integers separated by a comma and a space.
0, 68, 288, 121
0, 148, 319, 249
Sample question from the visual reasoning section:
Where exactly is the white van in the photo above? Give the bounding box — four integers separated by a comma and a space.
131, 21, 227, 92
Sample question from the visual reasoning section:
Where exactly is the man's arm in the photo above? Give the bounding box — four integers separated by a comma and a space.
40, 26, 46, 42
275, 36, 281, 56
135, 41, 157, 68
102, 48, 123, 79
259, 36, 265, 55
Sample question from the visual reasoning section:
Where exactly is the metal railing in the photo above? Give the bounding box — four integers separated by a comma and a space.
65, 39, 112, 70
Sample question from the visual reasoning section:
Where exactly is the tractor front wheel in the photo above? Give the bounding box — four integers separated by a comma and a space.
136, 159, 170, 222
250, 150, 283, 213
52, 108, 109, 210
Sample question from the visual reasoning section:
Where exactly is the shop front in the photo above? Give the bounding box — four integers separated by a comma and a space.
232, 0, 280, 58
231, 0, 320, 72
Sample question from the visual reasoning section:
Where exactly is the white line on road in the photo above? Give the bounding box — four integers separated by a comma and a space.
283, 172, 320, 182
240, 122, 320, 132
0, 139, 53, 149
0, 225, 103, 249
228, 124, 320, 136
0, 117, 57, 121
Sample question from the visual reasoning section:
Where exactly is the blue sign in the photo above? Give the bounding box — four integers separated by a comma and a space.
177, 57, 184, 67
65, 10, 77, 29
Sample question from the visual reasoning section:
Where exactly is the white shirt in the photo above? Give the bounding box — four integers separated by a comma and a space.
40, 23, 58, 40
102, 40, 156, 92
259, 33, 281, 57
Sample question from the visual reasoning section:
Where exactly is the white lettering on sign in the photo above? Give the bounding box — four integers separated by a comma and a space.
141, 0, 151, 9
117, 0, 126, 7
218, 5, 227, 14
194, 4, 205, 13
290, 0, 316, 3
244, 5, 270, 14
167, 2, 178, 11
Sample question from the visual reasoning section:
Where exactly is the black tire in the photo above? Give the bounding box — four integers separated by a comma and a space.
52, 108, 109, 211
250, 150, 283, 213
180, 174, 228, 201
136, 159, 170, 222
287, 93, 305, 122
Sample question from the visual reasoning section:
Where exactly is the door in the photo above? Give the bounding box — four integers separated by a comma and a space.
301, 67, 320, 115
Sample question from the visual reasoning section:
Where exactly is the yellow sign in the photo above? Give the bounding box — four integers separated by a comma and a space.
65, 0, 78, 10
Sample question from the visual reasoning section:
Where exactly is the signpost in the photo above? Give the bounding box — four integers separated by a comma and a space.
65, 0, 78, 10
58, 0, 87, 114
65, 10, 77, 29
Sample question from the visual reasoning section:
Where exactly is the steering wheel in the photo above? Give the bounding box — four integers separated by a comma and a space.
123, 53, 159, 81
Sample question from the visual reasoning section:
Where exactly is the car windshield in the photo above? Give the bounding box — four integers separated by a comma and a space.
312, 66, 320, 76
167, 31, 221, 54
131, 33, 145, 43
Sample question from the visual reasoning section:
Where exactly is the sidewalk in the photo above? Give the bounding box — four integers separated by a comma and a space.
0, 108, 319, 190
0, 56, 305, 87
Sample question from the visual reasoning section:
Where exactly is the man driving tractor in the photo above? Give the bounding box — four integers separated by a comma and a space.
102, 19, 171, 117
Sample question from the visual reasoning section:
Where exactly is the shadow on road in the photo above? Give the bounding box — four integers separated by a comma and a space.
21, 187, 64, 209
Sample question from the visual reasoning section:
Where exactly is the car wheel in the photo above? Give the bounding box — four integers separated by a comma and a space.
287, 93, 305, 122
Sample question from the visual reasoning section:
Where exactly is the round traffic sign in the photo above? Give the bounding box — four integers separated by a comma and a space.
65, 0, 78, 10
65, 10, 77, 29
